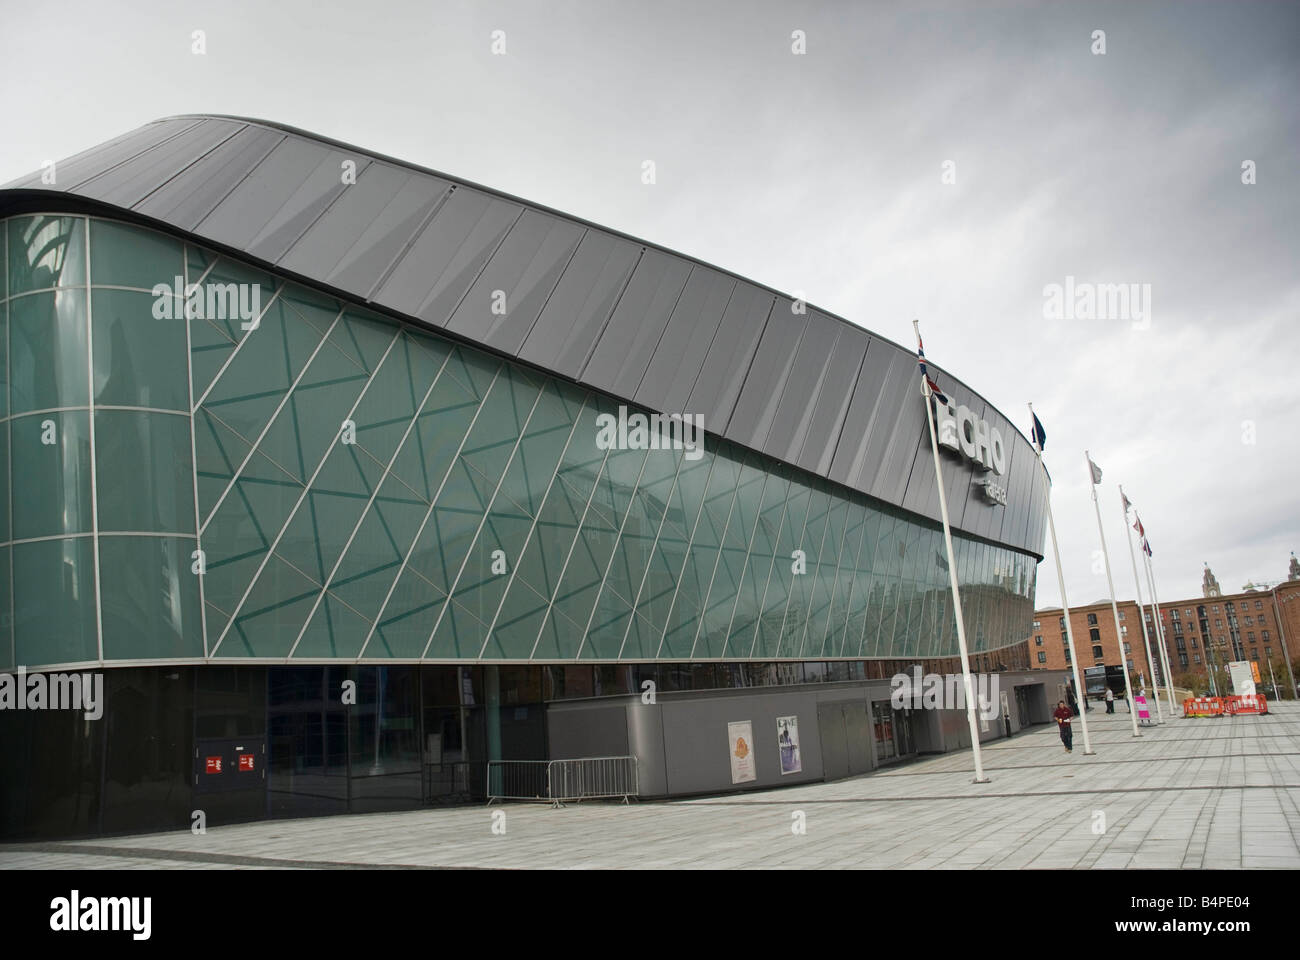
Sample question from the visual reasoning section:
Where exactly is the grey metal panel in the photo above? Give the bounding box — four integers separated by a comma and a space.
192, 135, 329, 248
829, 346, 919, 499
132, 125, 284, 230
684, 282, 773, 431
373, 186, 522, 326
725, 297, 805, 450
277, 163, 432, 280
865, 353, 931, 508
1, 118, 202, 191
579, 249, 691, 397
444, 209, 584, 356
633, 269, 734, 414
792, 322, 870, 477
327, 174, 450, 299
517, 231, 641, 379
245, 148, 371, 264
71, 119, 242, 210
761, 309, 840, 464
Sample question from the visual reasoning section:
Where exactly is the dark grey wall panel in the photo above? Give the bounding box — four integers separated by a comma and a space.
762, 309, 840, 465
792, 321, 870, 477
195, 135, 330, 249
374, 186, 522, 327
518, 232, 640, 379
277, 162, 415, 279
0, 115, 1048, 561
1, 118, 201, 191
327, 175, 450, 299
72, 120, 240, 210
132, 125, 283, 230
725, 298, 805, 450
580, 250, 691, 397
444, 209, 583, 356
633, 269, 734, 414
684, 282, 773, 432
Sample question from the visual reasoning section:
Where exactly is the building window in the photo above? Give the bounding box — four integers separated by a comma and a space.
1037, 651, 1046, 664
1118, 611, 1126, 620
1123, 642, 1131, 654
1263, 631, 1270, 642
1171, 609, 1180, 621
1092, 645, 1104, 659
1033, 620, 1041, 630
1035, 636, 1043, 646
1216, 619, 1223, 629
1248, 632, 1256, 642
1179, 654, 1188, 668
1255, 600, 1262, 610
1090, 628, 1101, 643
1088, 613, 1098, 626
1251, 651, 1260, 661
1121, 626, 1128, 636
1193, 655, 1201, 664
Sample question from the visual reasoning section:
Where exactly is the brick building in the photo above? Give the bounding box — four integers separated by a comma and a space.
1029, 555, 1300, 697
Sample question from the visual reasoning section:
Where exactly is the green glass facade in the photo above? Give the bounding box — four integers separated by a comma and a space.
1, 214, 1036, 671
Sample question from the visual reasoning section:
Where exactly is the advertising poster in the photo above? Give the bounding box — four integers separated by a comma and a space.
777, 716, 801, 775
728, 721, 756, 784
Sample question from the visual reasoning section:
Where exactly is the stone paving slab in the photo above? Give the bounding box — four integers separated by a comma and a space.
3, 703, 1298, 869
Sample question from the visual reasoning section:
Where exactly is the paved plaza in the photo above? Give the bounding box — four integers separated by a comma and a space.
4, 702, 1298, 870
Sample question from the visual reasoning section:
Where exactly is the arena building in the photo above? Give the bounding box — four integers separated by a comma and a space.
0, 116, 1060, 838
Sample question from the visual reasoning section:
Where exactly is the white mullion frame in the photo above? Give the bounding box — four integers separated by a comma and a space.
84, 217, 104, 665
712, 465, 769, 658
183, 243, 210, 657
190, 283, 285, 414
774, 485, 821, 659
743, 477, 796, 660
832, 504, 871, 659
198, 309, 344, 535
649, 453, 721, 661
524, 441, 617, 662
285, 336, 454, 658
481, 390, 591, 652
418, 374, 548, 659
355, 363, 505, 660
613, 449, 689, 661
208, 327, 403, 656
686, 457, 748, 658
794, 492, 840, 660
571, 442, 658, 662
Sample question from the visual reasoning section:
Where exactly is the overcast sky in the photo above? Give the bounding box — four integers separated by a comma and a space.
3, 0, 1296, 612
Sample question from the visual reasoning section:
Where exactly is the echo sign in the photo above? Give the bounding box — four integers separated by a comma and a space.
933, 399, 1006, 476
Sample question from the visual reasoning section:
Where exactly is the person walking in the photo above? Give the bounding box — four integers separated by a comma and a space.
1053, 699, 1074, 753
1105, 687, 1115, 713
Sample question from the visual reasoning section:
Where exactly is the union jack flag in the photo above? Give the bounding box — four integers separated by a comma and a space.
916, 337, 948, 404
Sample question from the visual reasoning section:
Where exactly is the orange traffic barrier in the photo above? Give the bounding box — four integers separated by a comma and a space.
1222, 694, 1268, 716
1182, 697, 1225, 717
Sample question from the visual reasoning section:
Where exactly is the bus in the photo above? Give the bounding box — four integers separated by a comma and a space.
1083, 665, 1108, 700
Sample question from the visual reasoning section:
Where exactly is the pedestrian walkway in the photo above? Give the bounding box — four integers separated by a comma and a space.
3, 702, 1298, 869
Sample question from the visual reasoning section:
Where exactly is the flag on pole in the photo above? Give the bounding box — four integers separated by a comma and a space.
1133, 514, 1145, 537
916, 337, 948, 404
1121, 490, 1132, 513
1030, 412, 1047, 451
1143, 537, 1152, 557
1088, 457, 1103, 484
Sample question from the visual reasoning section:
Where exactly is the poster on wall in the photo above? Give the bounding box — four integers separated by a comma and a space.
777, 716, 801, 775
728, 721, 756, 784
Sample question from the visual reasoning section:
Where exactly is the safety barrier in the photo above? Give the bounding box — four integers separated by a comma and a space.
1182, 695, 1269, 717
1222, 694, 1269, 716
1183, 697, 1224, 717
486, 757, 639, 806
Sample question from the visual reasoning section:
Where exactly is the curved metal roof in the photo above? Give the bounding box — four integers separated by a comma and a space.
0, 115, 1047, 557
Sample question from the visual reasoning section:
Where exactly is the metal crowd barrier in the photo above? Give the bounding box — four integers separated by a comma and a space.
486, 757, 638, 806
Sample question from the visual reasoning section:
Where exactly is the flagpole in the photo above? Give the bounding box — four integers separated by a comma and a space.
914, 320, 988, 783
1087, 452, 1141, 737
1028, 404, 1093, 754
1121, 487, 1164, 723
1143, 549, 1178, 714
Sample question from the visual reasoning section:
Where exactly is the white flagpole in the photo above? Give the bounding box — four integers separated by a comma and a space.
1028, 404, 1093, 754
1143, 549, 1178, 714
1087, 452, 1141, 737
1121, 487, 1163, 723
914, 320, 988, 783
